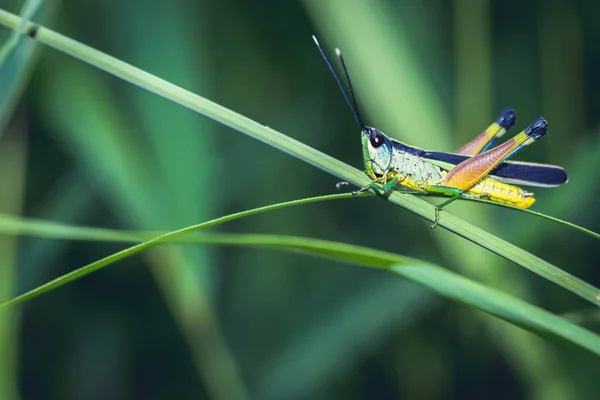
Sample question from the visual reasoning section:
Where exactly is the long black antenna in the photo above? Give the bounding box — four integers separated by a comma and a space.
335, 48, 363, 128
312, 35, 365, 129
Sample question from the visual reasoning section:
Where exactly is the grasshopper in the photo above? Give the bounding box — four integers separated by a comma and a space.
313, 36, 568, 228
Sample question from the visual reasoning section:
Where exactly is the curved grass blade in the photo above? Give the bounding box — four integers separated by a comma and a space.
0, 193, 357, 243
0, 9, 597, 306
386, 261, 600, 355
0, 193, 361, 309
0, 223, 599, 357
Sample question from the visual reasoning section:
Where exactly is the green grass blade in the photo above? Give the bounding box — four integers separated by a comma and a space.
0, 194, 362, 309
0, 9, 597, 307
0, 221, 599, 357
387, 262, 600, 355
0, 193, 357, 242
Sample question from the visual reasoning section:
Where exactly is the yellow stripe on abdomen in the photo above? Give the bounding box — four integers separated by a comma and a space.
465, 177, 535, 208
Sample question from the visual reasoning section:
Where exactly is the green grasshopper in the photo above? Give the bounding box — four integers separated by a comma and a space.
313, 36, 568, 228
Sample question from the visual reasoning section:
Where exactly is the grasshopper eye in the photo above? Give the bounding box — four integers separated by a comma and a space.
367, 127, 385, 148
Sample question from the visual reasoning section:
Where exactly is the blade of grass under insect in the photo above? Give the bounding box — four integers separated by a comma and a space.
0, 222, 599, 357
0, 9, 596, 307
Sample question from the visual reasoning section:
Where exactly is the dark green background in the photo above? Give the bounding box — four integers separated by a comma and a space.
0, 0, 599, 399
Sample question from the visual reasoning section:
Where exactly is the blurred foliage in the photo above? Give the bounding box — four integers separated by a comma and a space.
0, 0, 599, 399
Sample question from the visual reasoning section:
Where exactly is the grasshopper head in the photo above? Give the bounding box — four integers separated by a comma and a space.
362, 126, 393, 178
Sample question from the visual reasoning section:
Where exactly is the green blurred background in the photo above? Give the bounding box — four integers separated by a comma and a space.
0, 0, 599, 399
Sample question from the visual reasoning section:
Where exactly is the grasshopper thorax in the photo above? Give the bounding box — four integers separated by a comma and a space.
362, 127, 393, 178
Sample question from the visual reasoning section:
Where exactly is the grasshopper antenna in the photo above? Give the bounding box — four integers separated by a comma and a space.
312, 35, 365, 130
335, 47, 364, 129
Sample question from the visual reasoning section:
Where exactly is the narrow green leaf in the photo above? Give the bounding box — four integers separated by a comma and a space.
0, 219, 599, 356
388, 263, 600, 355
0, 194, 364, 310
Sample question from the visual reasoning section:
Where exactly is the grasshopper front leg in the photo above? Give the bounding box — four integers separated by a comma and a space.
337, 170, 402, 197
345, 173, 395, 196
352, 175, 401, 197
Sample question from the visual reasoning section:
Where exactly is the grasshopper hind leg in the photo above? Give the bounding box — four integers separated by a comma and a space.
427, 185, 463, 229
430, 194, 462, 229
